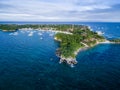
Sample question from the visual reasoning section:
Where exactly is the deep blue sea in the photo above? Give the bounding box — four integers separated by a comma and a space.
0, 22, 120, 90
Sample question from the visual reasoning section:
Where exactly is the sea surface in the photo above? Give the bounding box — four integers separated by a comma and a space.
0, 22, 120, 90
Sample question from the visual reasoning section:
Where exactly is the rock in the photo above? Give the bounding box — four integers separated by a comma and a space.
56, 49, 61, 57
59, 56, 77, 66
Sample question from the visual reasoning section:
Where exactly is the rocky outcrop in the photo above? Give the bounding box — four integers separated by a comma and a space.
56, 49, 77, 66
59, 56, 77, 66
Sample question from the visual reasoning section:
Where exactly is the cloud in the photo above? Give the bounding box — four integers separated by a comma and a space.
0, 0, 120, 22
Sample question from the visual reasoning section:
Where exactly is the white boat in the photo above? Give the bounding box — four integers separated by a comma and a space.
96, 31, 104, 35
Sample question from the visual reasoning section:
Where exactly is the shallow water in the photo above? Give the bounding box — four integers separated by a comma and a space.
0, 22, 120, 90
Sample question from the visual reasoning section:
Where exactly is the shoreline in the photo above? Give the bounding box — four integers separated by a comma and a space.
1, 28, 72, 35
1, 28, 120, 66
58, 40, 114, 66
2, 30, 16, 32
19, 28, 72, 35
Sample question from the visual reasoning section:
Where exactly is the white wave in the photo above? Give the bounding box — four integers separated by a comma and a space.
70, 64, 74, 68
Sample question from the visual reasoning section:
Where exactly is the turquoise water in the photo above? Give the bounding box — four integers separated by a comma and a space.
0, 22, 120, 90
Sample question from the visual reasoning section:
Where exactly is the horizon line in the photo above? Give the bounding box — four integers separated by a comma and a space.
0, 21, 120, 23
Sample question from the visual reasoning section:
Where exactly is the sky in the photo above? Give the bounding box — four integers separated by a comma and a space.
0, 0, 120, 22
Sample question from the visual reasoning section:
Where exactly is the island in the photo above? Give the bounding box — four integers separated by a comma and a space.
0, 24, 120, 66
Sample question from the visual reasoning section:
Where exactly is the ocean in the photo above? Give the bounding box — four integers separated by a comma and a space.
0, 22, 120, 90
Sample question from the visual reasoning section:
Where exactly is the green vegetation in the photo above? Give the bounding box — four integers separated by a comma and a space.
55, 28, 105, 58
0, 24, 18, 31
0, 24, 88, 32
55, 33, 84, 58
